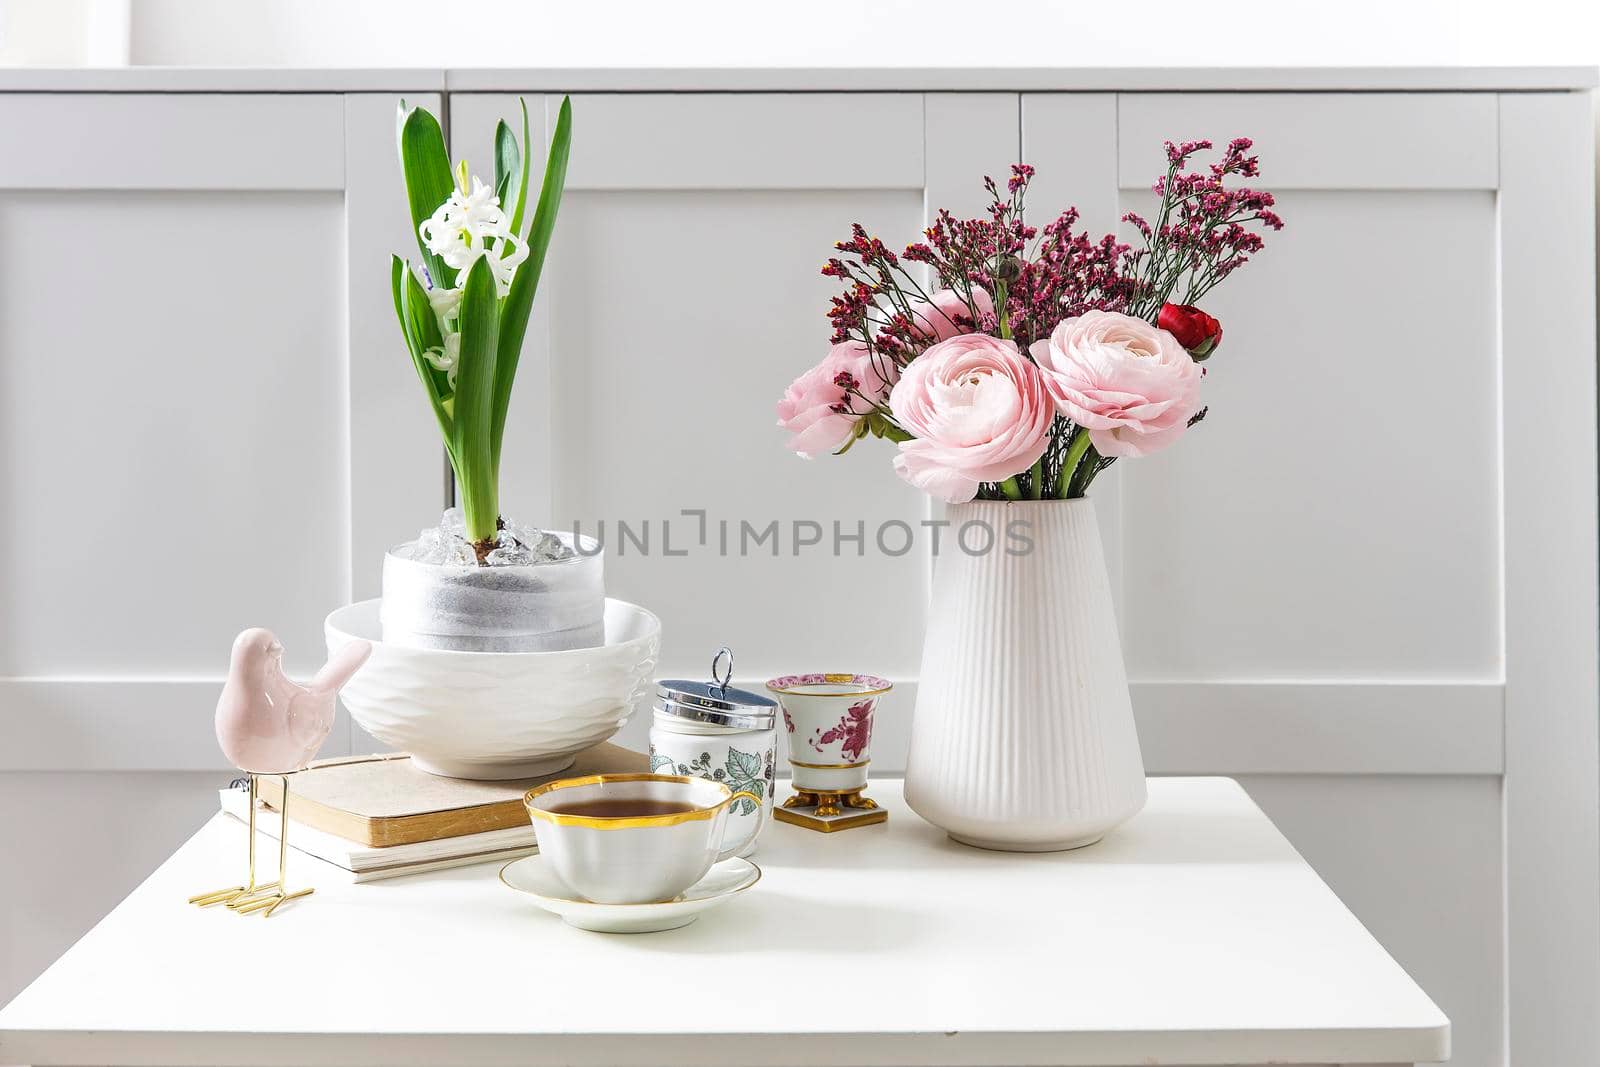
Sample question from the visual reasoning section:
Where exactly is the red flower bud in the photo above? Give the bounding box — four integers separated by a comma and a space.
1158, 303, 1222, 361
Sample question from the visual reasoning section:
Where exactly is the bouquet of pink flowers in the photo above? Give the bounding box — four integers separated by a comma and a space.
778, 139, 1282, 502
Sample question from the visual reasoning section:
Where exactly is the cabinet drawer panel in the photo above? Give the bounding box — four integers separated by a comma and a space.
1119, 93, 1498, 189
0, 94, 344, 190
551, 93, 925, 190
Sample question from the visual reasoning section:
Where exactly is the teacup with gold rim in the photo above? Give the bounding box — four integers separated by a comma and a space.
765, 673, 891, 794
523, 773, 758, 904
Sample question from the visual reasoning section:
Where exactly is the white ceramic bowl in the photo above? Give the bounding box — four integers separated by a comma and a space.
325, 598, 660, 780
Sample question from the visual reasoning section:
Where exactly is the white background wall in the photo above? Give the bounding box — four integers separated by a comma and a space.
118, 0, 1600, 68
0, 0, 1597, 69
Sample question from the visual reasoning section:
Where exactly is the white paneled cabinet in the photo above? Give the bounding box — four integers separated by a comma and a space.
0, 91, 438, 770
0, 71, 1594, 1067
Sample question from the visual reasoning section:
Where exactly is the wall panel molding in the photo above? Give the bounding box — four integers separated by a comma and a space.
1117, 93, 1499, 189
0, 93, 345, 189
1498, 90, 1600, 1065
11, 677, 1502, 776
1131, 681, 1504, 775
0, 679, 346, 772
528, 93, 926, 191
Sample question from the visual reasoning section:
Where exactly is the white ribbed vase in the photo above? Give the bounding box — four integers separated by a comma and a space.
904, 498, 1147, 851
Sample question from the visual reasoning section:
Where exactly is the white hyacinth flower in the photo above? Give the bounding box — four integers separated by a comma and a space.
422, 332, 461, 387
417, 175, 530, 297
411, 263, 462, 335
426, 280, 461, 332
484, 234, 530, 295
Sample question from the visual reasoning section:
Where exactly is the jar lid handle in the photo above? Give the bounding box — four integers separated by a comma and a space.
710, 646, 734, 695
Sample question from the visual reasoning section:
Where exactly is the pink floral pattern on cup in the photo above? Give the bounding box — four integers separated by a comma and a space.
813, 699, 874, 761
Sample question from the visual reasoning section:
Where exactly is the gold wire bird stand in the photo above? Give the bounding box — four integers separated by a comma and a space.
188, 774, 314, 917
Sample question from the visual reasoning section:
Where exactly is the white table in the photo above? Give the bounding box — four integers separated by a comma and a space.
0, 778, 1447, 1067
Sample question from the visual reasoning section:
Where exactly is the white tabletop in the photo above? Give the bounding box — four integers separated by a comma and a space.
0, 777, 1447, 1067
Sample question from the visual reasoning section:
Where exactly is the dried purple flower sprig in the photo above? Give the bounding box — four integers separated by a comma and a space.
1122, 138, 1284, 319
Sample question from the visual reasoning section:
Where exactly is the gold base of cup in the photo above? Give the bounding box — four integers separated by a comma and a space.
775, 787, 887, 831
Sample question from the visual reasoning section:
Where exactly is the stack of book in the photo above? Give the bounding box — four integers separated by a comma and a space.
217, 744, 647, 882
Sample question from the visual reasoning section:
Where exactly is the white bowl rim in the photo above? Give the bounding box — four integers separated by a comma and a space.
325, 596, 659, 659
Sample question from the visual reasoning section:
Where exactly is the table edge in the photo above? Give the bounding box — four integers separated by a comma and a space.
0, 1020, 1451, 1067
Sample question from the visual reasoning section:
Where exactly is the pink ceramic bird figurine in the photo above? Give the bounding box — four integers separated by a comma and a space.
215, 628, 372, 774
192, 629, 370, 917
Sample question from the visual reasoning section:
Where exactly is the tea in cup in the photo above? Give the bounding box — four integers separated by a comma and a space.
523, 773, 759, 904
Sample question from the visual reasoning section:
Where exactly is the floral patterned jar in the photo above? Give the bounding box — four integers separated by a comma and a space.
649, 649, 777, 858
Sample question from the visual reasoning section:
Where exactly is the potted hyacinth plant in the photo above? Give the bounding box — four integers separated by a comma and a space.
383, 97, 605, 653
778, 139, 1282, 851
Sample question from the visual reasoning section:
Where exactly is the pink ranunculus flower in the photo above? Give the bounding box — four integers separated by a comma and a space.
905, 286, 995, 343
1030, 309, 1202, 458
887, 334, 1054, 503
777, 341, 898, 458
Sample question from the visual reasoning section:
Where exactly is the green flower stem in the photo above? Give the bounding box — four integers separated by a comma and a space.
1027, 456, 1043, 499
1067, 443, 1102, 498
994, 277, 1020, 497
1057, 428, 1093, 498
450, 258, 501, 544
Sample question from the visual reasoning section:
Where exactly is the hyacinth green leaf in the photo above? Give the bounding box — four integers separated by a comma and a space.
391, 258, 437, 387
393, 256, 455, 462
493, 118, 518, 212
451, 258, 501, 544
489, 95, 572, 480
508, 98, 532, 235
399, 260, 451, 396
396, 104, 457, 292
521, 96, 573, 315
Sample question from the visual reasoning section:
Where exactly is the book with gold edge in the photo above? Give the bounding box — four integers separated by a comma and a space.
217, 789, 539, 883
251, 743, 648, 847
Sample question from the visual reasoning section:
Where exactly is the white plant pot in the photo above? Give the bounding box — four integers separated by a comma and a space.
379, 531, 605, 653
326, 598, 659, 780
904, 498, 1147, 851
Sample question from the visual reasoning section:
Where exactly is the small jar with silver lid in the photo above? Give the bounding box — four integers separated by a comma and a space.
650, 648, 777, 858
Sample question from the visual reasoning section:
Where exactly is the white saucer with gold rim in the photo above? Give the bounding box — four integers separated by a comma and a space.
498, 855, 761, 933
